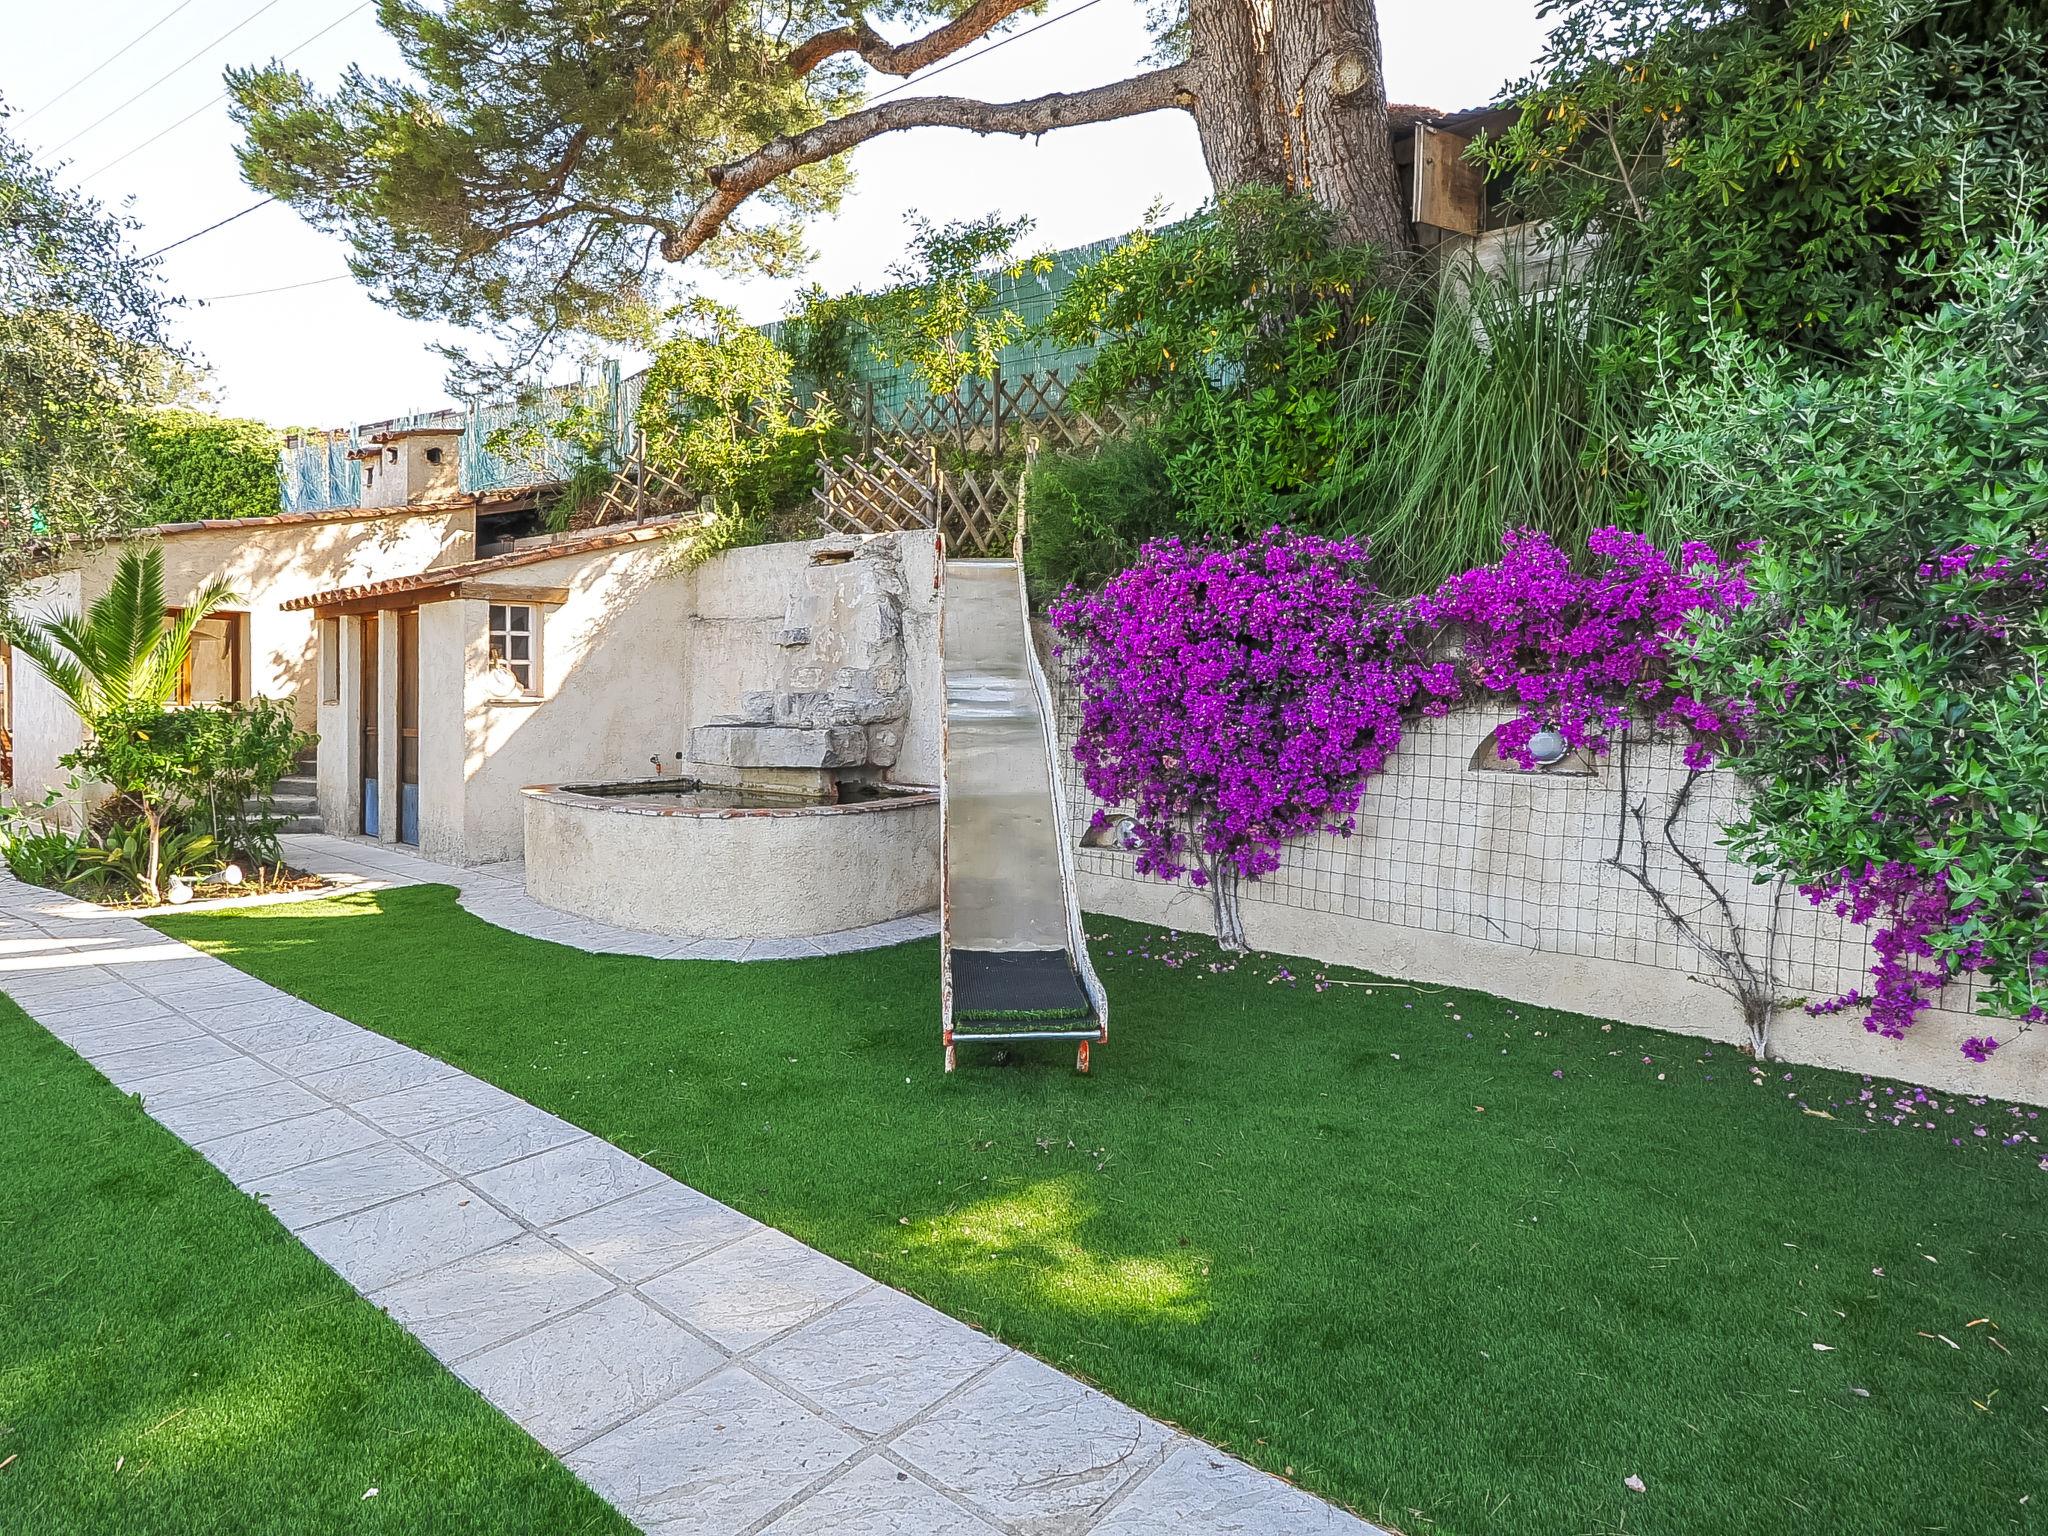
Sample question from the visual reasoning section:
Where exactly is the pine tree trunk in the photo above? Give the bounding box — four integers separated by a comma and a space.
1184, 0, 1412, 255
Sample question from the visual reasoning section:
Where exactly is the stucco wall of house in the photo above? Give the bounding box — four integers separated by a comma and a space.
315, 614, 370, 839
1057, 698, 2045, 1107
431, 543, 695, 866
8, 508, 477, 812
8, 570, 87, 822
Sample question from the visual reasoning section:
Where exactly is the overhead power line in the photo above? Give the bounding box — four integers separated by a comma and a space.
25, 0, 203, 122
49, 0, 291, 155
197, 272, 351, 300
143, 197, 275, 259
867, 0, 1108, 105
82, 0, 374, 186
134, 0, 1100, 295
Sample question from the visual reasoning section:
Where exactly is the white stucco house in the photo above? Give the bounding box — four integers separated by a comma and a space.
0, 422, 572, 822
286, 522, 941, 868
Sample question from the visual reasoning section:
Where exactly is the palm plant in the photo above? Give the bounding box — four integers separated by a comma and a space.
7, 545, 237, 902
8, 545, 236, 718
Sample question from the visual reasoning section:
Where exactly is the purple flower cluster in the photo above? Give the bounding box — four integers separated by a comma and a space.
1802, 862, 1984, 1042
1050, 529, 1455, 886
1051, 525, 1746, 889
1415, 528, 1753, 770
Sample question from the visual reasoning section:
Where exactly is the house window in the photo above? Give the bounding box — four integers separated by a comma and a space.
425, 446, 444, 464
487, 603, 538, 694
319, 618, 341, 703
171, 610, 247, 705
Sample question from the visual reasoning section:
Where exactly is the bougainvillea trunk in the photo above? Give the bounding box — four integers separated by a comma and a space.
1184, 0, 1412, 255
1208, 857, 1248, 953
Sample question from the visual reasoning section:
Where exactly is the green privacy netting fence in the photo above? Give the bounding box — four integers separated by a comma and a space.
278, 229, 1128, 512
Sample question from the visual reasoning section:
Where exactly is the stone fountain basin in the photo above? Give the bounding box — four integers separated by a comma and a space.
519, 777, 938, 941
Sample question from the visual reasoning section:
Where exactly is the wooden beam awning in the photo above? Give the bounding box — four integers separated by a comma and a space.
282, 515, 687, 614
309, 581, 572, 618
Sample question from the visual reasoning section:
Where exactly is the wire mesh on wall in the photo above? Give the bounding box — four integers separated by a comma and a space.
1051, 690, 1990, 1024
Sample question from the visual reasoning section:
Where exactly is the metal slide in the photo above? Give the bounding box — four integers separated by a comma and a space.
939, 550, 1109, 1072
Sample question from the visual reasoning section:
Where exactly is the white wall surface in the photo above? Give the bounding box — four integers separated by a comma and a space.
1058, 699, 2045, 1107
8, 508, 478, 809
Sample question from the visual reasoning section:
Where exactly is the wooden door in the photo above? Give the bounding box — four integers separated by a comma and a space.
397, 609, 420, 846
359, 613, 380, 836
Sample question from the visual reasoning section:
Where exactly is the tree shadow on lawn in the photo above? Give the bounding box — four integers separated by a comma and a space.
155, 885, 2048, 1536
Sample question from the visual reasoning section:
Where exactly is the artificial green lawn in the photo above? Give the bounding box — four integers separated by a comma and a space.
155, 885, 2047, 1536
0, 996, 634, 1536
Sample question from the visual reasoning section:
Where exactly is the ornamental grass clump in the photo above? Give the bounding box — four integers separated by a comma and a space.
1050, 529, 1456, 949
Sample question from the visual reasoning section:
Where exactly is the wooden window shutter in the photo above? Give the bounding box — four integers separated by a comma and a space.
1412, 124, 1486, 237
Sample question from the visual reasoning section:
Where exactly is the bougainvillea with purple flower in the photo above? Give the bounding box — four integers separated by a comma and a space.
1050, 529, 1456, 946
1416, 526, 1752, 770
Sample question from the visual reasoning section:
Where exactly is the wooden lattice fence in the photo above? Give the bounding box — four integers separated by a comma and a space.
818, 371, 1140, 556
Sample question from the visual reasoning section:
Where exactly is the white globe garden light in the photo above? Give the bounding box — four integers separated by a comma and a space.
1526, 728, 1569, 767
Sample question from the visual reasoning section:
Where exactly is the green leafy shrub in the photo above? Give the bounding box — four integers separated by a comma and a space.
179, 696, 314, 867
1659, 225, 2048, 1034
1485, 0, 2048, 357
855, 212, 1042, 396
0, 824, 93, 889
76, 821, 217, 892
128, 409, 281, 522
638, 300, 850, 523
1021, 436, 1181, 596
1046, 187, 1386, 540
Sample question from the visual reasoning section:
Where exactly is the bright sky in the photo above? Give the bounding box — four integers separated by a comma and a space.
1, 0, 1552, 431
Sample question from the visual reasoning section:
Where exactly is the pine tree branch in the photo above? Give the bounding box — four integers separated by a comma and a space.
664, 67, 1194, 262
786, 0, 1042, 78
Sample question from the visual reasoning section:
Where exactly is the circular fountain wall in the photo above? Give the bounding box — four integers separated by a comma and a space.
520, 778, 939, 940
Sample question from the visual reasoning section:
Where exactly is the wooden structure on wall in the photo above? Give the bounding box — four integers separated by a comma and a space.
816, 371, 1142, 558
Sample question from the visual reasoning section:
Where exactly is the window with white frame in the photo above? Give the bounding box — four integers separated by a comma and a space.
487, 603, 539, 694
319, 618, 341, 703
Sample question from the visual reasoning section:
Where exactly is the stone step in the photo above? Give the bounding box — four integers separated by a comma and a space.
274, 774, 317, 796
274, 815, 325, 834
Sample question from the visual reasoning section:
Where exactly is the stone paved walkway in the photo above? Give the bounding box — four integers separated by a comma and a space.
278, 833, 941, 961
0, 868, 1385, 1536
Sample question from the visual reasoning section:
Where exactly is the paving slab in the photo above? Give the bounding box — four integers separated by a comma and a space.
469, 1136, 665, 1227
566, 1365, 861, 1536
1092, 1444, 1372, 1535
757, 1456, 1006, 1536
300, 1048, 463, 1105
65, 1014, 208, 1059
639, 1227, 872, 1351
196, 1107, 386, 1185
371, 1231, 615, 1361
152, 1079, 332, 1143
254, 1139, 446, 1228
404, 1102, 590, 1176
353, 1072, 520, 1138
94, 1034, 244, 1085
132, 1055, 286, 1110
545, 1182, 756, 1285
299, 1180, 525, 1293
456, 1290, 723, 1452
1, 861, 1389, 1536
892, 1355, 1177, 1534
754, 1284, 1008, 1436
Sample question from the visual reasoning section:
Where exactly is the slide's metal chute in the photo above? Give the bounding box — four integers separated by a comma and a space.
937, 482, 1108, 1072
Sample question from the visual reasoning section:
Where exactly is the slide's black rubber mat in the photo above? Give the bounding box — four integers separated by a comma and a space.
952, 948, 1094, 1023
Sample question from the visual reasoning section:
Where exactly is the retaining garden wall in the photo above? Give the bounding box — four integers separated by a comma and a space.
1056, 698, 2043, 1106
